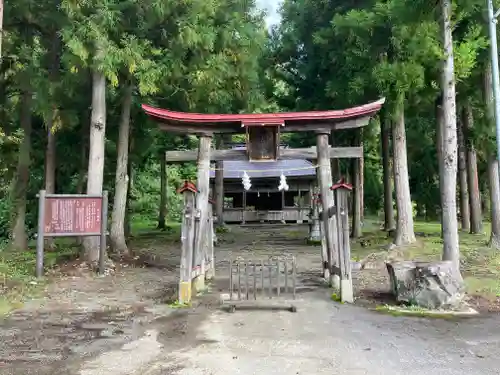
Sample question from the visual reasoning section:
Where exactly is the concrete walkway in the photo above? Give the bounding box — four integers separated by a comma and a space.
139, 290, 500, 375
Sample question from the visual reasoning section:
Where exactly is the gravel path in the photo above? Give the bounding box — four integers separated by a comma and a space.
146, 290, 500, 375
140, 225, 500, 375
0, 263, 180, 375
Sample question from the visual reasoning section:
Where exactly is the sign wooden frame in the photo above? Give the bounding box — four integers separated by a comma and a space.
35, 190, 109, 278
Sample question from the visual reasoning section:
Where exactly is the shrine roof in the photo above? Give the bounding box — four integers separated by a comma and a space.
142, 98, 385, 132
209, 159, 316, 179
209, 146, 316, 179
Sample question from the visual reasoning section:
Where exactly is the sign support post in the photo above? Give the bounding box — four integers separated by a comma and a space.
99, 191, 108, 275
36, 190, 47, 278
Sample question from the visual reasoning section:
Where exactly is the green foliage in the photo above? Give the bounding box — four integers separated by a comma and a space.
168, 300, 191, 308
0, 130, 23, 240
131, 162, 197, 224
273, 0, 491, 217
374, 305, 461, 319
330, 293, 344, 303
0, 197, 13, 240
0, 0, 269, 247
215, 226, 230, 234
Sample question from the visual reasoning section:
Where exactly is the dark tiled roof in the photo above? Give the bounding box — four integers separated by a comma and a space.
209, 146, 316, 179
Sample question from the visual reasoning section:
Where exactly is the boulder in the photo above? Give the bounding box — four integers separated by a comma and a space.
386, 260, 465, 309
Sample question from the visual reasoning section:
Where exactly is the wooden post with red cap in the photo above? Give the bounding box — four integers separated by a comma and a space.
178, 181, 198, 304
331, 178, 354, 303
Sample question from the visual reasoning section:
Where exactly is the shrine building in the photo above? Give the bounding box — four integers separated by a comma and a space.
209, 144, 316, 224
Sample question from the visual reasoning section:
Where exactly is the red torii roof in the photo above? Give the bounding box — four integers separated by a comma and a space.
141, 98, 385, 129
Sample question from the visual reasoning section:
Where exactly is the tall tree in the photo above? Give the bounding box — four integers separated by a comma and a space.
43, 32, 63, 250
110, 84, 133, 254
62, 0, 163, 262
439, 0, 460, 271
488, 158, 500, 247
381, 113, 395, 230
462, 101, 483, 233
5, 3, 48, 250
84, 67, 107, 263
10, 89, 32, 250
61, 0, 117, 263
0, 0, 3, 59
484, 63, 500, 247
390, 99, 416, 245
457, 110, 470, 232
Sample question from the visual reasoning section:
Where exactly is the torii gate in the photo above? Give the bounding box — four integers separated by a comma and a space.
142, 99, 385, 302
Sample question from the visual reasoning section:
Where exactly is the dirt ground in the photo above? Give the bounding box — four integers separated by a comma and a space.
1, 225, 499, 375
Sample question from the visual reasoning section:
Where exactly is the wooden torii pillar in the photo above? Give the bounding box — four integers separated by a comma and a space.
193, 135, 212, 292
316, 131, 340, 289
214, 161, 224, 226
214, 136, 226, 226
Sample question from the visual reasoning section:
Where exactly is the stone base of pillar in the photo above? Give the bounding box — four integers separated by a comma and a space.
192, 275, 206, 293
323, 268, 330, 281
330, 274, 340, 290
340, 279, 354, 303
178, 281, 192, 304
309, 218, 321, 242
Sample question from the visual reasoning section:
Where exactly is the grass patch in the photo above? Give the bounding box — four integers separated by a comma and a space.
306, 238, 322, 246
215, 225, 230, 234
373, 304, 473, 319
126, 219, 185, 266
0, 241, 81, 316
0, 250, 45, 316
0, 218, 183, 317
403, 223, 500, 302
168, 300, 191, 309
350, 230, 390, 260
130, 220, 182, 248
286, 229, 305, 239
330, 292, 344, 303
131, 218, 182, 238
